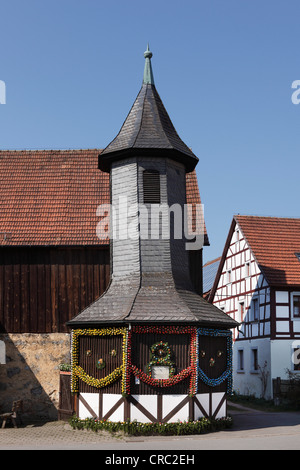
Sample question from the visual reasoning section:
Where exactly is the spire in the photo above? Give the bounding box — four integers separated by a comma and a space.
99, 45, 199, 173
143, 43, 155, 85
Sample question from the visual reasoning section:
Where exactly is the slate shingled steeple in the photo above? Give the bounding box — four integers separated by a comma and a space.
98, 46, 199, 173
68, 48, 238, 329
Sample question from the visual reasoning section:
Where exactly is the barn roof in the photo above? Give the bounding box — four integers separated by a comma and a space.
0, 149, 208, 247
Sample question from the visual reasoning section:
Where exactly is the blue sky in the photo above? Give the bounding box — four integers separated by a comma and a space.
0, 0, 299, 264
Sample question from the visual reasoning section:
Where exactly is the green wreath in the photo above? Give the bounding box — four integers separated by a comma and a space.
147, 341, 175, 377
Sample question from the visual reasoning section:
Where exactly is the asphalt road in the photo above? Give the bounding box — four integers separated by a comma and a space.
1, 403, 300, 451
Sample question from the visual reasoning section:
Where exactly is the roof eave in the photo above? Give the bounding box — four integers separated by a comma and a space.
98, 148, 198, 173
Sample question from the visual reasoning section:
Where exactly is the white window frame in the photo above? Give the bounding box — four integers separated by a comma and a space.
226, 269, 232, 285
291, 292, 300, 320
238, 299, 245, 324
251, 295, 260, 322
237, 348, 244, 373
244, 261, 251, 279
250, 347, 259, 373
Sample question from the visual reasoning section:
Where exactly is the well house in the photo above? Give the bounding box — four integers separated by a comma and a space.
67, 47, 238, 423
0, 47, 237, 422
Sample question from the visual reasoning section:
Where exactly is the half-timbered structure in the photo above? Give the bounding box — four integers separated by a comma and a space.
0, 151, 204, 420
67, 47, 238, 423
209, 215, 300, 399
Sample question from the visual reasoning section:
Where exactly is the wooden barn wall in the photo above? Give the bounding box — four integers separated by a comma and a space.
131, 333, 190, 395
78, 334, 123, 394
0, 247, 110, 334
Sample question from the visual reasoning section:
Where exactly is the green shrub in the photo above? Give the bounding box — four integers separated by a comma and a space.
69, 415, 233, 436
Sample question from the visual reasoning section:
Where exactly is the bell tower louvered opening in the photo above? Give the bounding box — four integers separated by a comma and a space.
143, 169, 161, 204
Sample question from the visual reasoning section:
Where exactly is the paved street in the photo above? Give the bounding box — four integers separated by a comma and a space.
1, 403, 300, 451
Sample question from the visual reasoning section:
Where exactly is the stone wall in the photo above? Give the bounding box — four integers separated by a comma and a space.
0, 333, 70, 420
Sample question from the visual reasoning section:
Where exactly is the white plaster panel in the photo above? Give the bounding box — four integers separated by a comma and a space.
263, 278, 269, 288
252, 275, 259, 291
211, 392, 224, 412
165, 402, 189, 423
259, 306, 264, 320
131, 395, 157, 423
109, 403, 124, 422
79, 393, 99, 419
276, 291, 289, 303
194, 403, 205, 420
276, 305, 289, 318
212, 393, 226, 418
252, 323, 259, 337
195, 393, 210, 417
162, 395, 185, 419
264, 321, 270, 335
293, 321, 300, 333
103, 394, 122, 417
276, 321, 290, 333
130, 406, 151, 423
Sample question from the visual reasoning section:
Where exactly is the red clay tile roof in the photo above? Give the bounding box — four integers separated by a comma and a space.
186, 170, 209, 246
0, 149, 207, 247
235, 215, 300, 287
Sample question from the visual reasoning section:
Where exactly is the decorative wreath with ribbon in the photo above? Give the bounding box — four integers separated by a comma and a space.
146, 341, 175, 377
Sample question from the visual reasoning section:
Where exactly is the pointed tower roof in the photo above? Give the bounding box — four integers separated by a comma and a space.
99, 46, 199, 173
143, 43, 155, 85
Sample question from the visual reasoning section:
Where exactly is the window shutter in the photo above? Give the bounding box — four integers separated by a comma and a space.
143, 170, 161, 204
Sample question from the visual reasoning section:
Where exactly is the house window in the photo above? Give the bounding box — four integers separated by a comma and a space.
238, 300, 245, 323
143, 170, 161, 204
226, 269, 232, 284
251, 348, 259, 372
244, 261, 251, 278
237, 349, 244, 372
292, 293, 300, 319
251, 297, 259, 322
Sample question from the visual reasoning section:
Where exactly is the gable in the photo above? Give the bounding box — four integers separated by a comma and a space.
235, 215, 300, 287
211, 222, 265, 305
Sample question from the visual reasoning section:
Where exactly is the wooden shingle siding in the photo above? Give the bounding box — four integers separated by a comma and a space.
0, 247, 110, 333
111, 159, 140, 278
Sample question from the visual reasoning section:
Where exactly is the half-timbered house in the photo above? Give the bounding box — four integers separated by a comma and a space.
209, 215, 300, 399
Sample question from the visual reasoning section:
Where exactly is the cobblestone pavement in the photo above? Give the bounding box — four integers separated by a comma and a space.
1, 404, 300, 451
0, 420, 125, 450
